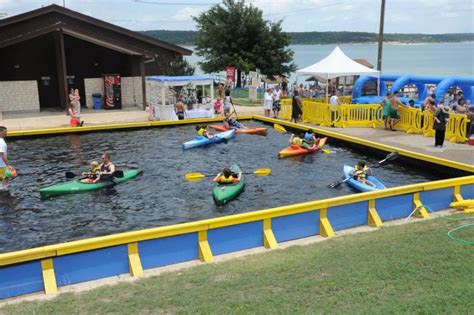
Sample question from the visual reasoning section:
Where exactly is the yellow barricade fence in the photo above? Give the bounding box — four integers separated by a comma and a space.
446, 113, 469, 143
397, 107, 422, 134
422, 111, 436, 137
302, 101, 333, 126
334, 104, 382, 128
280, 99, 292, 120
422, 111, 469, 143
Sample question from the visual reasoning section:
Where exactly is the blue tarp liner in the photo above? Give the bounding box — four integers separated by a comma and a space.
147, 75, 213, 82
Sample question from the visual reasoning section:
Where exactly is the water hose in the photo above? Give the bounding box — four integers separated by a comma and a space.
405, 205, 474, 245
447, 224, 474, 245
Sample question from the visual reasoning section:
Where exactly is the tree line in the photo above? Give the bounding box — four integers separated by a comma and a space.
141, 30, 474, 46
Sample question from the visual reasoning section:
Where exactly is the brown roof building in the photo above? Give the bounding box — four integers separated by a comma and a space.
0, 4, 192, 114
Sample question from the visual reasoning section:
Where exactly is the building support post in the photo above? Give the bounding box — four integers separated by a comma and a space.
54, 29, 68, 112
140, 56, 147, 110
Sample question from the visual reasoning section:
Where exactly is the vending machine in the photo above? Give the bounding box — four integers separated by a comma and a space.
103, 74, 122, 109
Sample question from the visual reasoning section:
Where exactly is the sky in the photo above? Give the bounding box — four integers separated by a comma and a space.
0, 0, 473, 34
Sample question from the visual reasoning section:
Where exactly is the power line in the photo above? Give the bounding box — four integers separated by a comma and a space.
132, 0, 216, 5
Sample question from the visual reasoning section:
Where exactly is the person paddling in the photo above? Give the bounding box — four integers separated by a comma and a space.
97, 152, 116, 182
223, 112, 247, 130
213, 167, 241, 184
289, 133, 310, 149
196, 125, 214, 139
303, 129, 319, 146
349, 161, 375, 188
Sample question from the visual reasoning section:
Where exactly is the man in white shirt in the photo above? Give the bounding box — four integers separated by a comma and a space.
0, 126, 11, 181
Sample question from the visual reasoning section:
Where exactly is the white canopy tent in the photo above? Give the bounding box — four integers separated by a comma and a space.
296, 46, 380, 102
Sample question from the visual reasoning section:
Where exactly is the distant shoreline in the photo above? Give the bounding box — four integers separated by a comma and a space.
140, 30, 474, 46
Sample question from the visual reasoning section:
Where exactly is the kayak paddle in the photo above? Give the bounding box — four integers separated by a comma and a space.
185, 168, 271, 182
65, 170, 124, 179
274, 123, 288, 133
328, 152, 400, 188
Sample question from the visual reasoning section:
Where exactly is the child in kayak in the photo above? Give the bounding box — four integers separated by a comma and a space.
223, 112, 247, 130
196, 125, 214, 139
289, 133, 310, 149
349, 161, 375, 188
81, 161, 101, 183
213, 167, 241, 184
303, 129, 319, 146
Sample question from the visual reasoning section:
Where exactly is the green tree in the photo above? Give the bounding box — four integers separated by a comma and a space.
193, 0, 296, 87
163, 55, 195, 76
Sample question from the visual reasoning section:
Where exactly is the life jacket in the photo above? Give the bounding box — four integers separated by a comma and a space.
292, 137, 303, 146
197, 128, 206, 136
354, 165, 369, 180
87, 166, 100, 179
219, 175, 236, 183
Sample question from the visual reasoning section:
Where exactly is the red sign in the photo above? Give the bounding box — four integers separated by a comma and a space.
226, 67, 235, 82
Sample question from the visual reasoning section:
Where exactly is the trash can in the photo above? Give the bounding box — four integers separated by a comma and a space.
92, 93, 102, 110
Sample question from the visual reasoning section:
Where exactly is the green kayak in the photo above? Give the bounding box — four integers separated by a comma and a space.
39, 169, 142, 198
212, 164, 245, 206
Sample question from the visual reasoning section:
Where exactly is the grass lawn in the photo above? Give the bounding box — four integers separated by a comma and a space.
233, 98, 262, 106
2, 214, 473, 314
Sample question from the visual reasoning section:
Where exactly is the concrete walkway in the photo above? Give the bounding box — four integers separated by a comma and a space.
0, 105, 263, 131
1, 106, 472, 166
317, 125, 474, 166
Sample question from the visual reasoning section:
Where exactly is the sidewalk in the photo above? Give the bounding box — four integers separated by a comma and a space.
317, 125, 474, 166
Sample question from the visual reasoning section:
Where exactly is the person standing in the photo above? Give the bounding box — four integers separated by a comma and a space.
272, 85, 282, 118
433, 105, 450, 148
380, 92, 391, 130
223, 89, 233, 114
291, 90, 303, 123
330, 92, 341, 126
263, 87, 274, 117
388, 91, 408, 131
0, 126, 12, 181
73, 89, 81, 116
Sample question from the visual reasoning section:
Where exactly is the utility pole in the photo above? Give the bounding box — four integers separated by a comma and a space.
63, 0, 66, 7
377, 0, 386, 71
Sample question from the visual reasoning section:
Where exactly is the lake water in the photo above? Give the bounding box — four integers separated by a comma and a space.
185, 42, 474, 82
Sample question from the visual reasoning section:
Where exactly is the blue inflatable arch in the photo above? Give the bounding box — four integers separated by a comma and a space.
390, 75, 446, 102
435, 77, 474, 104
352, 74, 400, 99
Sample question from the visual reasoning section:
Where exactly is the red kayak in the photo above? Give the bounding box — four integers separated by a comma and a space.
209, 124, 267, 136
278, 137, 328, 158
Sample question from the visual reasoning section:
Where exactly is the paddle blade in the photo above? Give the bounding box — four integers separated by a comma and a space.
65, 172, 76, 179
274, 124, 287, 133
385, 151, 400, 161
329, 180, 343, 188
113, 171, 124, 178
185, 173, 206, 182
253, 168, 271, 176
322, 149, 332, 154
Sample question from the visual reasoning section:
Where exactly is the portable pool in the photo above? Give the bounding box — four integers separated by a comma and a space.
1, 121, 447, 253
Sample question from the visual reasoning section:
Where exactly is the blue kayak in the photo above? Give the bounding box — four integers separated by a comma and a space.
343, 165, 386, 192
182, 129, 235, 149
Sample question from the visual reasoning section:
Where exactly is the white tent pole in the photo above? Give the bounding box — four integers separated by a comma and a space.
210, 80, 214, 102
326, 74, 329, 103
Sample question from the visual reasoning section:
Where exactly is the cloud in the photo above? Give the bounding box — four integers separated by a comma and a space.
171, 6, 205, 21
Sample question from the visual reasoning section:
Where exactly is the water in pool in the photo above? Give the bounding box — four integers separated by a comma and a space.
0, 122, 443, 253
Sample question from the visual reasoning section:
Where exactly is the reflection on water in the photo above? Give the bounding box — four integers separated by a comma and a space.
1, 122, 444, 253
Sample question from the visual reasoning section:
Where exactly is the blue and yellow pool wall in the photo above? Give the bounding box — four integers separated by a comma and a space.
0, 175, 472, 300
1, 116, 473, 301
